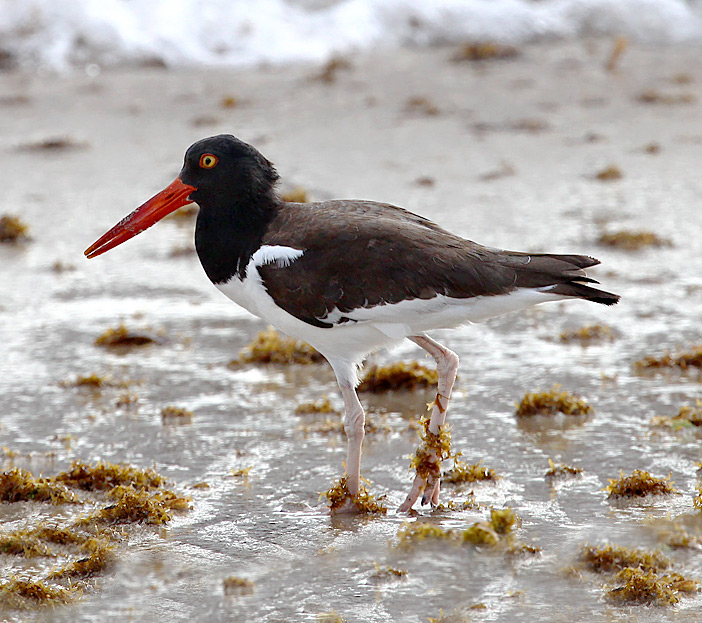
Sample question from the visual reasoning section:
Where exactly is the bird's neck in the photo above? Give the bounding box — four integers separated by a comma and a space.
195, 195, 279, 284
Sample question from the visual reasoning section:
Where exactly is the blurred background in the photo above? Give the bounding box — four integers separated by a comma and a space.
1, 1, 702, 622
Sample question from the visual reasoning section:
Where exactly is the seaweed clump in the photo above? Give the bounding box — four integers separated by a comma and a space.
396, 521, 455, 547
635, 346, 702, 372
0, 214, 30, 243
452, 42, 519, 62
651, 401, 702, 430
462, 508, 519, 547
369, 563, 407, 582
0, 530, 54, 558
0, 462, 189, 610
691, 482, 702, 512
93, 486, 190, 525
0, 578, 78, 609
48, 537, 114, 579
515, 385, 592, 417
95, 323, 158, 348
408, 416, 452, 484
294, 397, 339, 416
229, 327, 324, 365
637, 89, 696, 105
0, 468, 79, 505
396, 508, 535, 554
578, 543, 697, 605
62, 374, 117, 388
597, 230, 671, 251
594, 165, 623, 181
223, 576, 255, 596
161, 406, 193, 423
544, 459, 583, 481
310, 56, 352, 83
580, 543, 670, 574
442, 457, 498, 485
607, 568, 698, 605
605, 470, 677, 499
358, 362, 438, 393
323, 477, 387, 515
559, 324, 615, 344
54, 461, 164, 491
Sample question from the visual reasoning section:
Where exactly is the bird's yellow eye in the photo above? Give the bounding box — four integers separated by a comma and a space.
199, 153, 218, 169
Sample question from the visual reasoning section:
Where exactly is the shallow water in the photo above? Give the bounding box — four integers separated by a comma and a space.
1, 42, 702, 622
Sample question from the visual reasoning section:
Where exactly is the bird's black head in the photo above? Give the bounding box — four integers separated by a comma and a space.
84, 134, 280, 260
179, 134, 280, 211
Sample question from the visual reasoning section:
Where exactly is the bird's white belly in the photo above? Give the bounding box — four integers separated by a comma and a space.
215, 245, 567, 383
214, 246, 402, 366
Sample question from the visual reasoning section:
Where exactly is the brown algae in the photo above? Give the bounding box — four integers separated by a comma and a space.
48, 537, 114, 579
637, 90, 696, 105
0, 214, 30, 243
0, 462, 189, 610
635, 346, 702, 371
0, 578, 79, 609
0, 530, 54, 557
397, 508, 527, 551
396, 521, 455, 547
404, 96, 440, 116
18, 135, 88, 151
358, 361, 438, 393
452, 42, 519, 62
692, 482, 702, 511
442, 457, 498, 485
311, 56, 352, 83
651, 401, 702, 430
462, 508, 520, 546
229, 327, 324, 365
294, 397, 339, 416
597, 230, 672, 251
94, 486, 190, 525
544, 459, 583, 480
594, 165, 623, 181
54, 461, 164, 491
605, 470, 677, 499
0, 468, 79, 504
515, 385, 592, 417
579, 543, 670, 574
65, 374, 110, 388
223, 576, 255, 596
94, 323, 158, 348
369, 563, 407, 582
323, 477, 387, 515
161, 406, 193, 423
408, 416, 452, 484
606, 568, 698, 605
559, 324, 615, 344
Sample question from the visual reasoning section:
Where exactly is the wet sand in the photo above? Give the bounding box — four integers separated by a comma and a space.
1, 40, 702, 622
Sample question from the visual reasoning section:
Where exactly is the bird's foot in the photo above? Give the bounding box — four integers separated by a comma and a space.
324, 477, 388, 515
398, 454, 441, 512
399, 418, 452, 512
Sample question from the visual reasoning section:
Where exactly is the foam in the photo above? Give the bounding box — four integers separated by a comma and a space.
1, 0, 700, 70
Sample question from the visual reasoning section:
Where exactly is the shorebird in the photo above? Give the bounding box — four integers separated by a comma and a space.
85, 134, 619, 511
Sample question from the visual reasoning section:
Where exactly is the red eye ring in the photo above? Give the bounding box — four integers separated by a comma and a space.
199, 153, 218, 169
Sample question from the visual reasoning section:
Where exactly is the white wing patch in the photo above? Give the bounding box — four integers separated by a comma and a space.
251, 245, 304, 268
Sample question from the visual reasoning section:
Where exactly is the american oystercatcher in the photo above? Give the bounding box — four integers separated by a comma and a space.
85, 134, 619, 512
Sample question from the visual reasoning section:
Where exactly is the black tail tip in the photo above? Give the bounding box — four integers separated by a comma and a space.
592, 292, 620, 306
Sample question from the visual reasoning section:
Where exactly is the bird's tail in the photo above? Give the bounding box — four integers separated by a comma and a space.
508, 252, 620, 306
545, 281, 620, 306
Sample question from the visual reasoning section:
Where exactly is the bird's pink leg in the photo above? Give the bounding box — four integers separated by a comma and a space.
338, 381, 366, 497
399, 334, 459, 512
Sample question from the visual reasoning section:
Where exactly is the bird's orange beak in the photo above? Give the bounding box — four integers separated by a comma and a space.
84, 177, 196, 259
